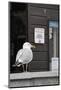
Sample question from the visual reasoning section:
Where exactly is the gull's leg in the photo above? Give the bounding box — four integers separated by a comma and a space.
22, 64, 24, 72
26, 64, 28, 72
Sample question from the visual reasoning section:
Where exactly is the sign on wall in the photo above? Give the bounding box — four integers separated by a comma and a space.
34, 28, 45, 43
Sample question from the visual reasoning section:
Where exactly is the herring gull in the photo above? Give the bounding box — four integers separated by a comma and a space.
13, 42, 35, 72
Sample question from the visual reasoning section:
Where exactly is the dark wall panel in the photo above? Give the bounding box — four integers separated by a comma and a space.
29, 61, 49, 72
32, 44, 48, 52
33, 52, 48, 61
46, 9, 59, 20
28, 6, 47, 16
29, 16, 47, 25
29, 7, 59, 20
28, 3, 59, 10
28, 4, 49, 71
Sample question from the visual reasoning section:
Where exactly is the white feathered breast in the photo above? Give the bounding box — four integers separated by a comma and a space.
16, 48, 33, 64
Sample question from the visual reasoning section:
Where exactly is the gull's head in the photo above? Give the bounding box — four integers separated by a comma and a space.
23, 42, 35, 49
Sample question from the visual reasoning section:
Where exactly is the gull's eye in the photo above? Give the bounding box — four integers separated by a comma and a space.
28, 44, 30, 45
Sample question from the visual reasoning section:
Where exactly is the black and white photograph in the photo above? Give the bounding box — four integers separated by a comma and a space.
8, 1, 59, 88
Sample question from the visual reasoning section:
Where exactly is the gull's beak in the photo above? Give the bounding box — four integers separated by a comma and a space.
31, 44, 36, 48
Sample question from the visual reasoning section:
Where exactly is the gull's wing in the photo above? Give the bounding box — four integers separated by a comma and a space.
16, 49, 24, 62
12, 49, 24, 67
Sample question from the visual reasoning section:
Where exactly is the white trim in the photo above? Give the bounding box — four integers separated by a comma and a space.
10, 71, 58, 80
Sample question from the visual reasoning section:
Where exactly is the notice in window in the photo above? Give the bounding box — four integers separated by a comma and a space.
34, 28, 45, 43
